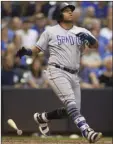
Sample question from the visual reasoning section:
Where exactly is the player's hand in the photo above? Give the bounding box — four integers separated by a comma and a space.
16, 47, 27, 58
76, 32, 90, 47
76, 32, 97, 47
76, 32, 89, 41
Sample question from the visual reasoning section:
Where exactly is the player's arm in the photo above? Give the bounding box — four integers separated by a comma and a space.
32, 46, 41, 54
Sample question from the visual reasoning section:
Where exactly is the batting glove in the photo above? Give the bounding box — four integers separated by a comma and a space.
16, 47, 32, 58
76, 32, 96, 46
76, 32, 89, 41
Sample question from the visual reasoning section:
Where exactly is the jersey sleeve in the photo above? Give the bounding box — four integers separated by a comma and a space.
35, 30, 49, 51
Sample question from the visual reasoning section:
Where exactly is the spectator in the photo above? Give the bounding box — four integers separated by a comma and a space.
16, 18, 38, 48
98, 56, 113, 87
1, 1, 21, 18
2, 1, 13, 18
100, 16, 112, 40
103, 40, 113, 59
83, 6, 96, 29
17, 1, 35, 17
41, 2, 52, 17
81, 48, 102, 68
1, 22, 8, 57
80, 1, 96, 8
1, 54, 21, 87
73, 8, 82, 26
9, 17, 22, 49
1, 19, 21, 58
1, 41, 7, 58
22, 57, 49, 88
1, 21, 8, 43
91, 18, 101, 33
108, 6, 112, 16
83, 18, 109, 58
1, 17, 22, 51
85, 6, 95, 18
94, 2, 108, 19
80, 45, 102, 89
32, 13, 47, 36
91, 27, 109, 58
6, 43, 16, 56
80, 66, 102, 89
10, 16, 22, 31
35, 1, 46, 14
80, 47, 102, 89
15, 19, 38, 68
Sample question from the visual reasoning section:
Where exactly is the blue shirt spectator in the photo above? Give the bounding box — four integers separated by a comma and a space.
97, 68, 107, 77
81, 2, 96, 8
97, 36, 109, 58
1, 68, 20, 86
102, 52, 113, 60
101, 40, 113, 59
1, 41, 7, 51
31, 13, 46, 36
32, 25, 45, 35
20, 56, 28, 69
8, 29, 15, 43
81, 67, 100, 83
94, 2, 108, 18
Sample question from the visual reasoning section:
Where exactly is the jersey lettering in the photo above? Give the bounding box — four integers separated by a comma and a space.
57, 35, 81, 46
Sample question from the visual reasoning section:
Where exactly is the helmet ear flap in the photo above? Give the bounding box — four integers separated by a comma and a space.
57, 12, 63, 23
56, 5, 64, 23
59, 12, 63, 21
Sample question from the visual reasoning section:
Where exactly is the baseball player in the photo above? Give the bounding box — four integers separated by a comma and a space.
16, 3, 102, 143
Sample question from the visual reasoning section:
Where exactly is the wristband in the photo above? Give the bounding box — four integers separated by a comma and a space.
87, 35, 96, 45
26, 49, 32, 56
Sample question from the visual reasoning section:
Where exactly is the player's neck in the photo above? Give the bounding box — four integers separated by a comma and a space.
59, 22, 73, 30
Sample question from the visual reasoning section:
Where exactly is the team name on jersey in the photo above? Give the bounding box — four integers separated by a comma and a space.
57, 35, 81, 45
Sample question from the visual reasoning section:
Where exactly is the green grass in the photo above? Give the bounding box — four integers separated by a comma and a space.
2, 136, 112, 144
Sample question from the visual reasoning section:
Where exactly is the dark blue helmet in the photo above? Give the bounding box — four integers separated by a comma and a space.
57, 2, 75, 22
59, 2, 75, 12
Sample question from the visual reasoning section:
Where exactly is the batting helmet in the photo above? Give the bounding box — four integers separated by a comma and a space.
57, 2, 75, 22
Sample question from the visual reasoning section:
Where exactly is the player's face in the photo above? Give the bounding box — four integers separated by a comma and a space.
62, 7, 73, 23
36, 18, 46, 28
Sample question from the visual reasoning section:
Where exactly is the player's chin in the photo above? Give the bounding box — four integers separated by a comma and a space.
68, 17, 73, 22
65, 19, 73, 23
68, 19, 73, 23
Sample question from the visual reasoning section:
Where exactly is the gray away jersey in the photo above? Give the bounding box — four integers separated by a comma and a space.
35, 24, 96, 70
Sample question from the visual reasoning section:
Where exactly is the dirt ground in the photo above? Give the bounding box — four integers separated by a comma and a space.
2, 136, 112, 144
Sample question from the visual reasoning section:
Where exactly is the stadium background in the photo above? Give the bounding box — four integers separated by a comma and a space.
1, 1, 113, 144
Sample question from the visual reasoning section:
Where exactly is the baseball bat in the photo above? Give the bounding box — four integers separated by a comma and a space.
7, 119, 22, 135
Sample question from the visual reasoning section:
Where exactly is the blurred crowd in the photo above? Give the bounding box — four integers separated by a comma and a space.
1, 1, 113, 89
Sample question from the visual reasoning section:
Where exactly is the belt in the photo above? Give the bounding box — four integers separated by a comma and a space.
49, 63, 79, 74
